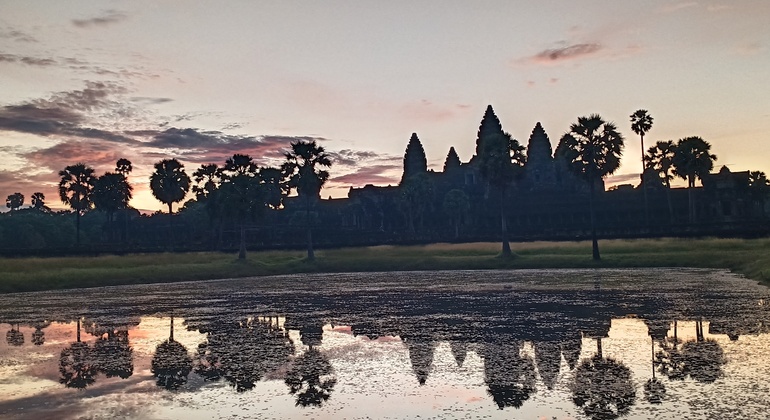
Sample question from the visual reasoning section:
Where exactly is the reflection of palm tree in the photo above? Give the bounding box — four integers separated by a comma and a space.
571, 338, 636, 419
285, 347, 337, 407
94, 329, 134, 379
681, 320, 725, 383
483, 342, 537, 410
6, 323, 24, 346
151, 316, 192, 390
643, 337, 666, 404
59, 318, 98, 389
31, 320, 51, 346
194, 317, 295, 392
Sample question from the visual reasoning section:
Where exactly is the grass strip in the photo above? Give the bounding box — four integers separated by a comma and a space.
1, 237, 768, 293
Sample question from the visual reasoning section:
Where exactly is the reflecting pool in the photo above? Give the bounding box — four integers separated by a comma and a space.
1, 268, 769, 419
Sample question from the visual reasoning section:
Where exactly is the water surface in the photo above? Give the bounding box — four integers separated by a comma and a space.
1, 268, 769, 419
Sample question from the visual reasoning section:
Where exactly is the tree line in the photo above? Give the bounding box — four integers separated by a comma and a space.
4, 108, 769, 258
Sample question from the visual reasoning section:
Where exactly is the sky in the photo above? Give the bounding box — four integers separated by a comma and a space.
1, 0, 769, 212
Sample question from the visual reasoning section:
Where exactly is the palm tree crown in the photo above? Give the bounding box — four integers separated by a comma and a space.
283, 140, 331, 200
672, 136, 716, 187
59, 163, 96, 214
559, 114, 624, 180
150, 159, 191, 214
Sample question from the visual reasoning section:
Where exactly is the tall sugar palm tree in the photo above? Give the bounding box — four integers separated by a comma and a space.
558, 114, 624, 260
282, 140, 331, 261
671, 136, 716, 223
150, 158, 191, 215
59, 163, 96, 246
150, 159, 191, 250
646, 140, 677, 223
31, 192, 46, 211
478, 132, 526, 257
93, 172, 133, 240
631, 110, 653, 224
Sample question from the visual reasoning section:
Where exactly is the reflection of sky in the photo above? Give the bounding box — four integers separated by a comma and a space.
1, 316, 770, 419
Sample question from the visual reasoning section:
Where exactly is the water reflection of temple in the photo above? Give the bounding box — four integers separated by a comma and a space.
2, 273, 770, 416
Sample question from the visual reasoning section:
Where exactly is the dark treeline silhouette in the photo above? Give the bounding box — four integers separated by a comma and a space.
2, 107, 769, 256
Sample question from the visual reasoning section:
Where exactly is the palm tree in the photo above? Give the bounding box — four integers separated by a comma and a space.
5, 192, 24, 212
558, 114, 624, 260
646, 140, 677, 223
478, 132, 526, 257
150, 158, 191, 215
31, 192, 46, 211
672, 136, 716, 223
59, 163, 96, 246
220, 154, 285, 259
630, 110, 653, 224
282, 140, 332, 261
93, 172, 133, 240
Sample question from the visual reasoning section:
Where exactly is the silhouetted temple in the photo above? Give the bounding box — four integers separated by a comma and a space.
320, 105, 768, 246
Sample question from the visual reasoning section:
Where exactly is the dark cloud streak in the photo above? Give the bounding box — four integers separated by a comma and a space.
72, 10, 128, 28
532, 43, 603, 63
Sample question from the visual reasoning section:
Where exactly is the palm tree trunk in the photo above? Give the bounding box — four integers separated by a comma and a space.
238, 222, 246, 260
306, 195, 314, 261
597, 337, 603, 358
589, 180, 600, 261
76, 211, 81, 246
641, 133, 649, 227
168, 203, 175, 251
687, 177, 695, 224
500, 188, 511, 257
665, 179, 674, 225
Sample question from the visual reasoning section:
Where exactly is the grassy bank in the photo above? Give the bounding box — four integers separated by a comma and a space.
1, 237, 769, 293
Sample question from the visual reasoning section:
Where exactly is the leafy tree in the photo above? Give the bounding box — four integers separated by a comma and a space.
282, 140, 331, 261
93, 172, 133, 240
478, 131, 526, 257
401, 132, 428, 183
31, 192, 47, 211
631, 109, 654, 224
5, 192, 24, 212
150, 158, 191, 215
59, 163, 96, 246
672, 136, 716, 223
442, 189, 469, 239
558, 114, 624, 260
646, 140, 677, 223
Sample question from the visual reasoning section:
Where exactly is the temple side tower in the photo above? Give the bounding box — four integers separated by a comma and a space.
524, 122, 557, 191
